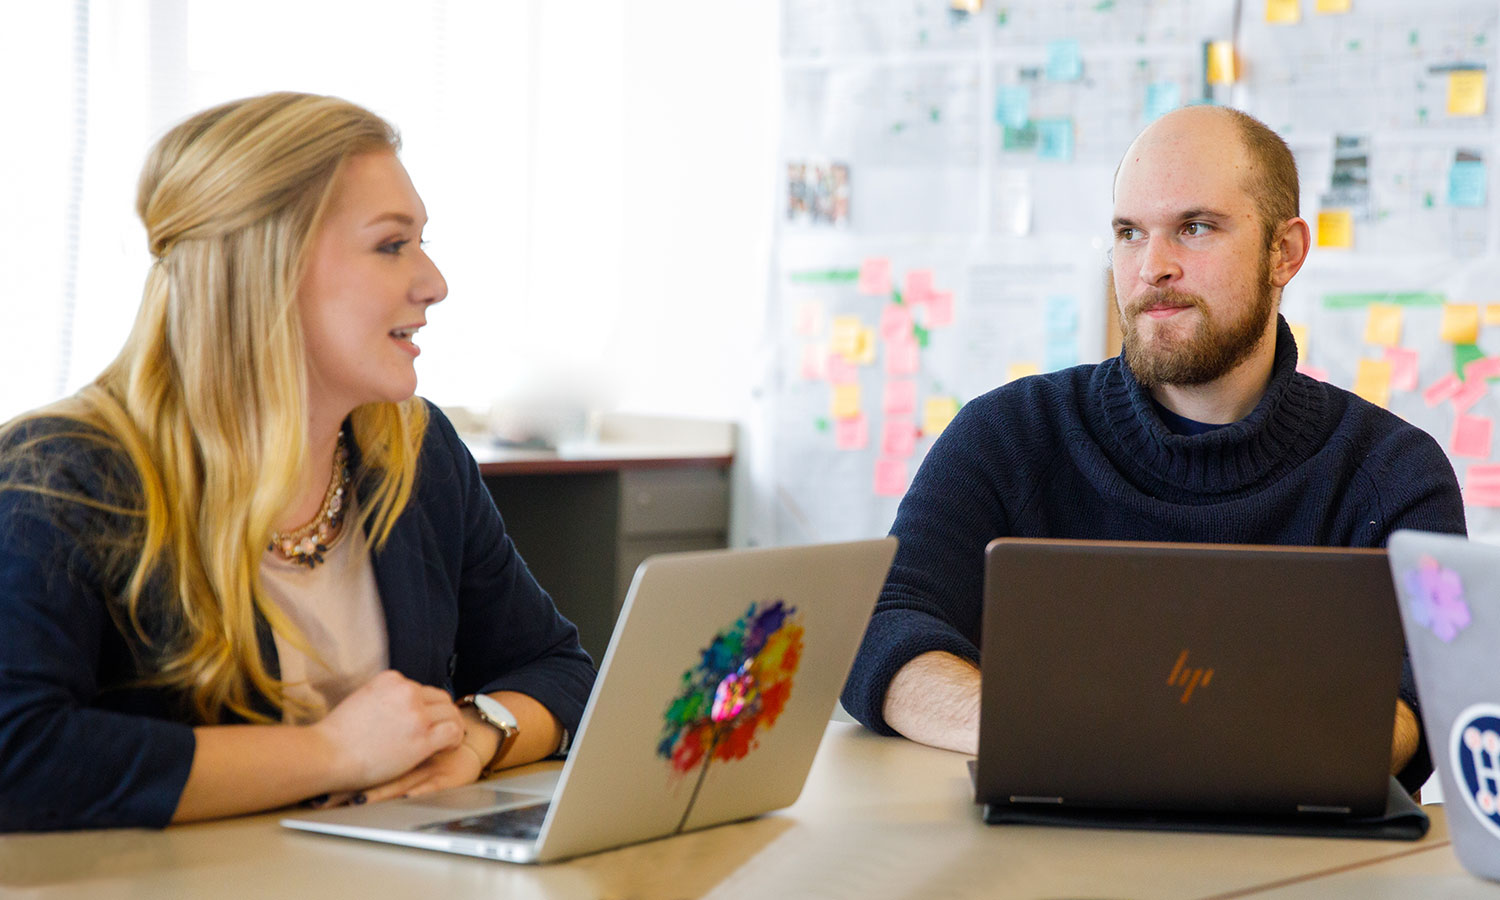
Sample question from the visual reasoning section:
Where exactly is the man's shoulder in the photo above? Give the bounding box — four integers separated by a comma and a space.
964, 363, 1098, 422
1314, 377, 1452, 469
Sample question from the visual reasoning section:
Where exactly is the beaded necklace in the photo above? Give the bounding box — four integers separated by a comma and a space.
268, 432, 350, 569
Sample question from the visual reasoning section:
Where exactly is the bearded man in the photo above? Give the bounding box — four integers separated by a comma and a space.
841, 105, 1465, 794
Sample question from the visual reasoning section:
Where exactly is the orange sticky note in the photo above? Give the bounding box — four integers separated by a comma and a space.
1448, 70, 1487, 117
1452, 415, 1493, 459
1484, 304, 1500, 326
1353, 359, 1392, 408
1441, 304, 1481, 344
1266, 0, 1300, 24
873, 457, 909, 497
853, 326, 878, 366
1206, 41, 1237, 84
1315, 0, 1350, 12
831, 383, 861, 420
923, 396, 960, 437
1006, 362, 1041, 383
1363, 304, 1402, 346
1288, 323, 1311, 363
830, 315, 862, 359
1316, 210, 1353, 248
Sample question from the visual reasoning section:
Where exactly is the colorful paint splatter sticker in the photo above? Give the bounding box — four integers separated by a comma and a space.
1403, 554, 1472, 643
1450, 704, 1500, 841
657, 599, 803, 832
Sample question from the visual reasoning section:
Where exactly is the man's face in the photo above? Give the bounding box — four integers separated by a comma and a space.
1110, 114, 1281, 389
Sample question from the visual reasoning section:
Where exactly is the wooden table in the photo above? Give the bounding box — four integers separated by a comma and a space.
2, 722, 1493, 899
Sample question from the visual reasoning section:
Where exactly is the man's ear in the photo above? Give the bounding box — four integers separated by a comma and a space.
1269, 217, 1311, 288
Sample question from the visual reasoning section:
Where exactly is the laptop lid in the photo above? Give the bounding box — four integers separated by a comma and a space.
976, 538, 1402, 820
282, 538, 896, 863
1387, 529, 1500, 882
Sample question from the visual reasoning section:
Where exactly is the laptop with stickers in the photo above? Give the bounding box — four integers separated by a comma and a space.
973, 538, 1428, 839
1387, 529, 1500, 881
281, 538, 896, 863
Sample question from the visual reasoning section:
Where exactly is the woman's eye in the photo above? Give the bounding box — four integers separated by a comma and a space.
378, 239, 410, 255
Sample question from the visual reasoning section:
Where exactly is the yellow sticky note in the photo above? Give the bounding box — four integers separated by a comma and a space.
923, 396, 960, 437
1316, 210, 1353, 248
1005, 362, 1041, 383
1315, 0, 1350, 12
1363, 304, 1403, 347
1289, 323, 1310, 362
1484, 304, 1500, 326
853, 326, 878, 366
830, 315, 862, 359
1266, 0, 1300, 24
1353, 359, 1392, 408
831, 383, 861, 420
1206, 41, 1237, 84
1449, 70, 1487, 117
1441, 304, 1481, 344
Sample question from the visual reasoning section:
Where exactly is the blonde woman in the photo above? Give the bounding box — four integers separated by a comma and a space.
0, 93, 594, 830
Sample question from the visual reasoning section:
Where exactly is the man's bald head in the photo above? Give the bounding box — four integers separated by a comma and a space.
1116, 106, 1299, 247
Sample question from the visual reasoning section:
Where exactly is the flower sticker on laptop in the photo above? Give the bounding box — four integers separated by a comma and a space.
1404, 554, 1471, 643
657, 599, 803, 832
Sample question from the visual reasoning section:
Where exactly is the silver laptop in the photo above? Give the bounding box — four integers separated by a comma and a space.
282, 538, 896, 863
976, 538, 1411, 829
1387, 529, 1500, 881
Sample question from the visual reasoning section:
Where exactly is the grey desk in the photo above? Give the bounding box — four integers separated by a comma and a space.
474, 449, 732, 663
1, 723, 1492, 899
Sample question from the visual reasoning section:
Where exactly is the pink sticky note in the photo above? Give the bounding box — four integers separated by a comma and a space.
873, 457, 909, 497
1467, 356, 1500, 381
799, 344, 825, 380
1452, 414, 1493, 459
1296, 364, 1329, 382
1424, 373, 1464, 407
1466, 485, 1500, 507
835, 414, 869, 450
795, 301, 823, 337
880, 303, 913, 342
904, 269, 934, 304
885, 336, 921, 375
857, 258, 892, 296
1467, 463, 1500, 489
1453, 378, 1488, 414
1384, 347, 1419, 391
926, 290, 954, 328
884, 379, 917, 416
881, 419, 918, 458
826, 353, 858, 384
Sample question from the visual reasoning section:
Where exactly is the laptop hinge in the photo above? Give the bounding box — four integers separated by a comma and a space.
1296, 804, 1352, 815
1008, 795, 1064, 804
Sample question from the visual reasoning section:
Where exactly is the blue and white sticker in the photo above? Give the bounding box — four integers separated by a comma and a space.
1450, 703, 1500, 841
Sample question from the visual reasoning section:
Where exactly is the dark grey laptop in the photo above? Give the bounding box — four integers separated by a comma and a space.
974, 538, 1426, 838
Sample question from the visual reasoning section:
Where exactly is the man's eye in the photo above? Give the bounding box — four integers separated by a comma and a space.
378, 239, 410, 255
1183, 222, 1212, 236
1116, 227, 1141, 242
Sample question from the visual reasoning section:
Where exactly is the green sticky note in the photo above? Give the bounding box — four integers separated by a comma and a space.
1455, 343, 1485, 378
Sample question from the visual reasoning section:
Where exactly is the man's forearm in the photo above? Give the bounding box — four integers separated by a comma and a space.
881, 651, 982, 755
1391, 699, 1420, 777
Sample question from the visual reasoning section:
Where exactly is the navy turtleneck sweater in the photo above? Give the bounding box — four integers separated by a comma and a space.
842, 316, 1466, 792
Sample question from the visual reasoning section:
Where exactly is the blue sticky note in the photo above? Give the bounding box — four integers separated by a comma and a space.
1145, 81, 1181, 123
1046, 296, 1079, 336
1449, 160, 1487, 207
1046, 334, 1078, 371
995, 85, 1031, 129
1047, 40, 1083, 81
1036, 119, 1074, 162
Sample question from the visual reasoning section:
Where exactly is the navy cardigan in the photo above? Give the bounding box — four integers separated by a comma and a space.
0, 404, 595, 831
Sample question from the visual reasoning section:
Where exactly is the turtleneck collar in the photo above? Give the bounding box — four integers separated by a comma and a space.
1090, 315, 1328, 499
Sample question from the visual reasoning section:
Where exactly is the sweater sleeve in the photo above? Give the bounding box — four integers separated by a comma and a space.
0, 462, 195, 831
841, 398, 1012, 734
1358, 418, 1467, 795
428, 407, 597, 737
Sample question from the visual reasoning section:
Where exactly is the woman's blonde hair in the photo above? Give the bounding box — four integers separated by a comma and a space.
2, 92, 429, 723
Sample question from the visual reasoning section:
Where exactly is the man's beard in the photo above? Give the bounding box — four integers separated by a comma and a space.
1119, 257, 1278, 390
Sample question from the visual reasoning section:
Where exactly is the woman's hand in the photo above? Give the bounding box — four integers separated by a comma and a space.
311, 669, 465, 790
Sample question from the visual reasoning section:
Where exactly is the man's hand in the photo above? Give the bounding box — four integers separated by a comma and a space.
1392, 699, 1420, 777
881, 651, 982, 755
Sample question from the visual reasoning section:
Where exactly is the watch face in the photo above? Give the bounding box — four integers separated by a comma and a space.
473, 694, 519, 731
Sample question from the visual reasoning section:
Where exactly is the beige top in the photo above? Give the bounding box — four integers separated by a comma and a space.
260, 500, 388, 724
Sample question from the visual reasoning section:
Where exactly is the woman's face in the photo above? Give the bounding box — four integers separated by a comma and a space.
298, 150, 447, 415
